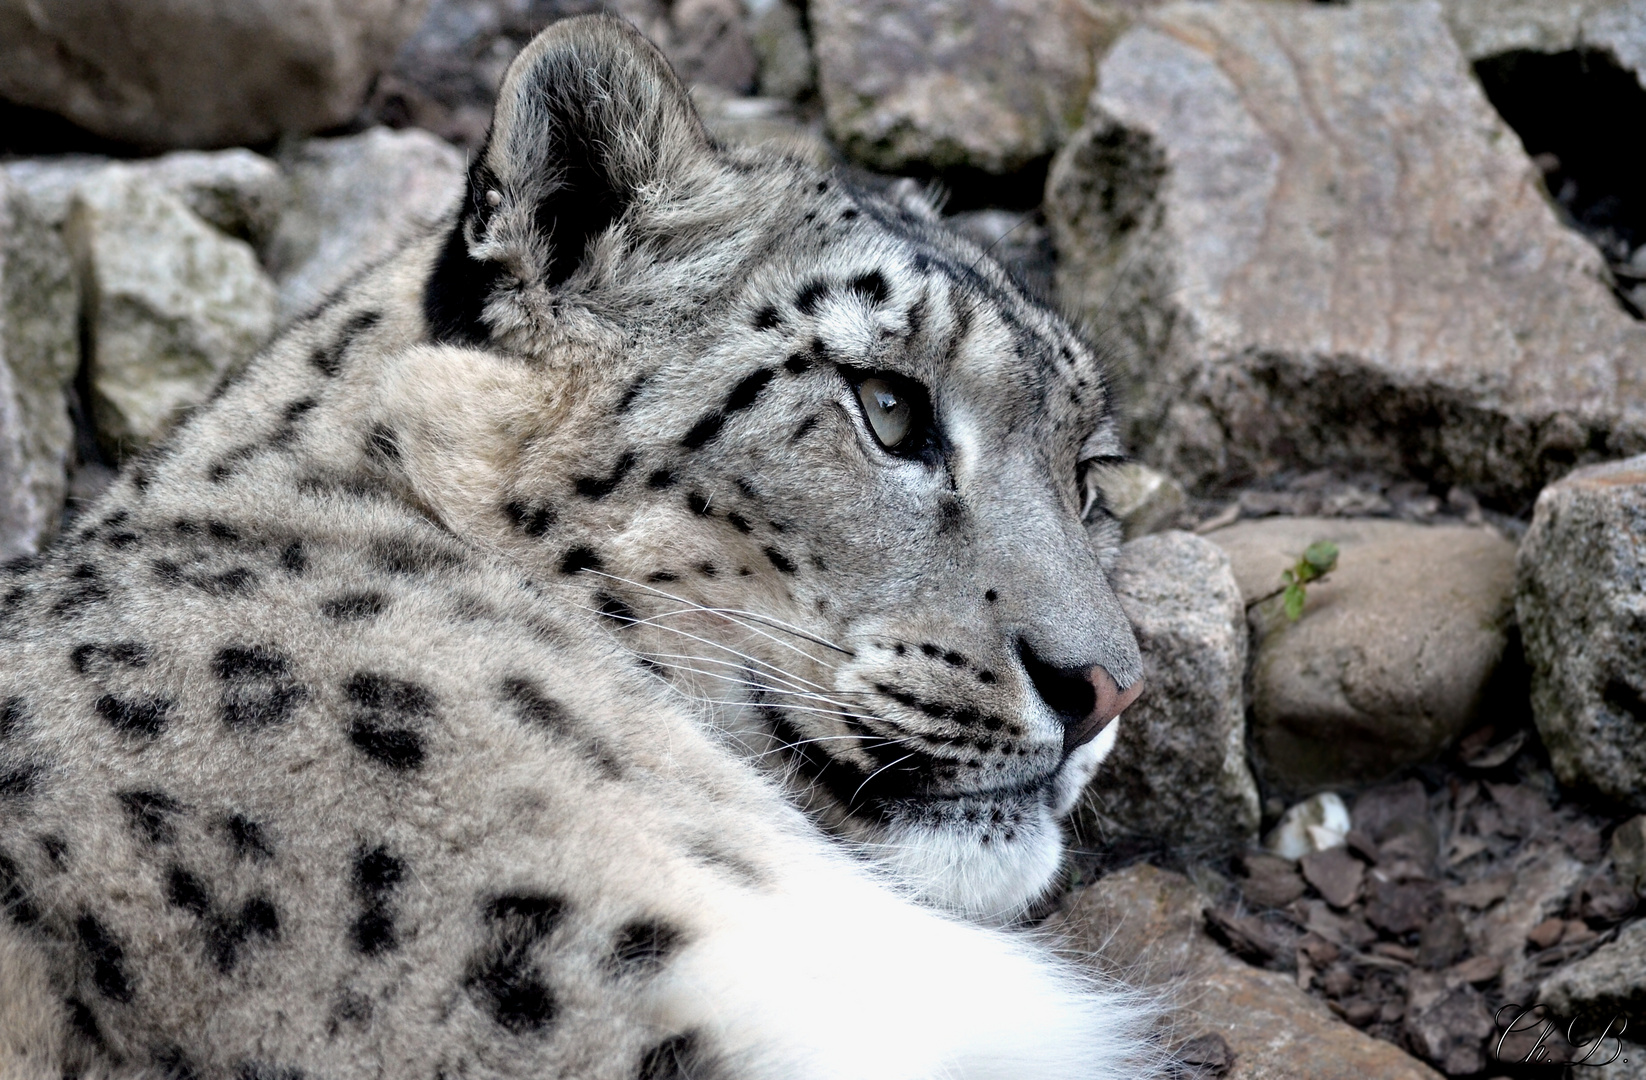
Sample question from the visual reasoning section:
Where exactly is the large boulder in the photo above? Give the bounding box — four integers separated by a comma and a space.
0, 172, 79, 561
1046, 0, 1646, 509
0, 0, 429, 150
1517, 454, 1646, 812
1049, 864, 1446, 1080
4, 151, 288, 246
1206, 517, 1518, 795
135, 150, 290, 250
267, 128, 465, 323
1083, 531, 1259, 848
1424, 0, 1646, 65
2, 149, 290, 474
810, 0, 1131, 175
66, 168, 276, 456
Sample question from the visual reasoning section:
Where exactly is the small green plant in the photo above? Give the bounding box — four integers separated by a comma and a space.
1247, 540, 1340, 621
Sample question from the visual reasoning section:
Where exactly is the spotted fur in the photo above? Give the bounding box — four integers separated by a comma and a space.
0, 16, 1155, 1080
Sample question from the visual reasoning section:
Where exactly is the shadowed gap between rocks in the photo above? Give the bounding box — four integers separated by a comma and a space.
1475, 47, 1646, 318
891, 156, 1052, 215
0, 102, 150, 159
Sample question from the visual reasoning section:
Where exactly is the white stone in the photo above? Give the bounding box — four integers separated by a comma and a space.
1266, 793, 1351, 860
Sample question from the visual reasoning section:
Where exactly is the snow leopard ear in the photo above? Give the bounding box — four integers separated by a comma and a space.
424, 13, 712, 345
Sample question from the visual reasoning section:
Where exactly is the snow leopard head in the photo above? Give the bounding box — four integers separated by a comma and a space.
401, 14, 1144, 920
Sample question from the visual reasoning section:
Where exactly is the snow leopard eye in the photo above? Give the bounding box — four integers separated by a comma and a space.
856, 377, 913, 449
849, 371, 937, 460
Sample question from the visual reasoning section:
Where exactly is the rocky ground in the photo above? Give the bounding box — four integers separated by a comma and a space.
3, 1, 1645, 1077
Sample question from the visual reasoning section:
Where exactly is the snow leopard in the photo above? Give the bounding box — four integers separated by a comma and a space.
0, 15, 1154, 1080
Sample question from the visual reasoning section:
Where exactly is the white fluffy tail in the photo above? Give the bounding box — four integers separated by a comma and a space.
657, 855, 1163, 1080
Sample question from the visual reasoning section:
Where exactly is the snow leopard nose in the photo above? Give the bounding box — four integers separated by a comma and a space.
1066, 665, 1144, 753
1018, 641, 1144, 754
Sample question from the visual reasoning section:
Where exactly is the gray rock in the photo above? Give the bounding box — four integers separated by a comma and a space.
0, 172, 79, 561
1517, 455, 1646, 812
1090, 461, 1187, 540
1045, 0, 1646, 508
1, 159, 106, 229
0, 0, 429, 149
811, 0, 1133, 175
1540, 918, 1646, 1027
749, 0, 815, 101
1403, 972, 1494, 1075
1081, 531, 1259, 848
1050, 864, 1447, 1080
7, 150, 288, 250
66, 167, 276, 456
1602, 1042, 1646, 1080
1206, 517, 1518, 795
266, 128, 465, 323
1470, 838, 1588, 1005
1615, 816, 1646, 896
1585, 2, 1646, 79
136, 150, 290, 250
664, 0, 759, 96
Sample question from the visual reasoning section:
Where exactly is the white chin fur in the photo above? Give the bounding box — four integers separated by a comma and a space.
865, 714, 1129, 921
877, 805, 1064, 922
1052, 711, 1122, 817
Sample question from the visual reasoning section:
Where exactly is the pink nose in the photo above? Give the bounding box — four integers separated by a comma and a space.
1063, 667, 1144, 753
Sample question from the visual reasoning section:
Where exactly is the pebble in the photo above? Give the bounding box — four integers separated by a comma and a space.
1300, 847, 1365, 910
1266, 792, 1351, 860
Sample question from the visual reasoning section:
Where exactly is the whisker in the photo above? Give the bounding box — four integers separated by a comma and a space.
630, 602, 843, 674
638, 655, 875, 714
584, 569, 853, 656
851, 752, 920, 805
627, 632, 841, 694
640, 655, 894, 728
577, 602, 837, 695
